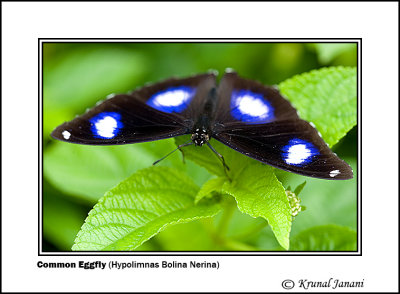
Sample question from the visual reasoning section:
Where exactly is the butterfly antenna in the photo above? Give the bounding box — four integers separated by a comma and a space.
206, 142, 231, 176
153, 140, 193, 166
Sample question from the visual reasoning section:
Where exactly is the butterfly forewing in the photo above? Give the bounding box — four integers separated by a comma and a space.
131, 73, 217, 121
213, 72, 299, 127
51, 95, 189, 145
51, 73, 216, 145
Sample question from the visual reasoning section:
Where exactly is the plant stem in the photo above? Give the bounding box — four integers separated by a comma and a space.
216, 197, 236, 236
230, 220, 269, 240
222, 238, 259, 251
201, 218, 259, 251
201, 198, 264, 251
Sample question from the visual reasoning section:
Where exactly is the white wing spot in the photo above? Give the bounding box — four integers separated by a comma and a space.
237, 95, 270, 118
95, 116, 118, 138
62, 130, 71, 140
152, 89, 191, 107
285, 144, 312, 165
329, 170, 341, 177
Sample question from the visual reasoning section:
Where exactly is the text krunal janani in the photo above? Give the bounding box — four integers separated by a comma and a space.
298, 278, 364, 290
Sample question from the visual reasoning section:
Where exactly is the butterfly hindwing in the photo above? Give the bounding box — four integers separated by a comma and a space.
214, 119, 353, 179
51, 73, 217, 145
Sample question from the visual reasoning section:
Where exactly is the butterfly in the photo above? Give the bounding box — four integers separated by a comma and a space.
51, 70, 353, 180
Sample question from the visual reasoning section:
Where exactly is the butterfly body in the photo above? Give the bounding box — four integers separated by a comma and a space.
51, 70, 353, 180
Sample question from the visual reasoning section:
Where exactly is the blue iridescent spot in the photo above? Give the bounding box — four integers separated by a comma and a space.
230, 90, 274, 124
90, 112, 123, 139
146, 86, 195, 113
282, 138, 319, 166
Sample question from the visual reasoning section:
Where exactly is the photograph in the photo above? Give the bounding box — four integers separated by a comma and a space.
42, 41, 358, 252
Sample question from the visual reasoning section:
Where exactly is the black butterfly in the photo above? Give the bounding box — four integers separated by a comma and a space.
51, 70, 353, 180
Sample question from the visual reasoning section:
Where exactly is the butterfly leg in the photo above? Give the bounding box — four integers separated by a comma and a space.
206, 142, 231, 178
153, 140, 193, 166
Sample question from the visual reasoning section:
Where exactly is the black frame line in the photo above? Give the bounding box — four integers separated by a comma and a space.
39, 38, 361, 256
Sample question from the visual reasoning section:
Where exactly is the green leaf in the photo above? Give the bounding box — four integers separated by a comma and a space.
279, 66, 357, 147
195, 177, 227, 203
294, 181, 307, 196
222, 164, 292, 250
72, 166, 222, 251
290, 225, 357, 251
44, 139, 184, 202
175, 137, 291, 249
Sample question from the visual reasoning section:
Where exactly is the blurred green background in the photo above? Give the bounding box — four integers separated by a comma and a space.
42, 42, 357, 251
